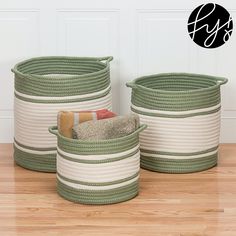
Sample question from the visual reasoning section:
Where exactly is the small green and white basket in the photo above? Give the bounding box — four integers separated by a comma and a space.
49, 124, 147, 205
127, 73, 228, 173
12, 56, 113, 172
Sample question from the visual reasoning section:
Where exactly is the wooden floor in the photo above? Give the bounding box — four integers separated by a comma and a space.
1, 144, 236, 236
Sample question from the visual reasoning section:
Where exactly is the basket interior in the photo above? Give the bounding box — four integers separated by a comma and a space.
16, 57, 106, 76
135, 74, 218, 91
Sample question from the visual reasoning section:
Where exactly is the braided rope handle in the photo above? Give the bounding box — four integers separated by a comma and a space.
48, 126, 58, 136
136, 124, 147, 134
97, 56, 113, 64
126, 82, 138, 89
216, 76, 228, 85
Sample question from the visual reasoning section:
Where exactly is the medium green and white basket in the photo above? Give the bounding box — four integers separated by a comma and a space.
12, 56, 113, 172
49, 124, 146, 205
127, 73, 228, 173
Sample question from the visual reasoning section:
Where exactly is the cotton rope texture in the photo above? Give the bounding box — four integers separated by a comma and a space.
13, 56, 113, 172
126, 73, 228, 173
49, 124, 147, 205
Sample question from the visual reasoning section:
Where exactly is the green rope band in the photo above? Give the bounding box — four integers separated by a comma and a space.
57, 179, 139, 205
13, 56, 113, 96
127, 73, 227, 111
141, 152, 218, 173
131, 86, 220, 111
58, 136, 139, 155
14, 144, 56, 172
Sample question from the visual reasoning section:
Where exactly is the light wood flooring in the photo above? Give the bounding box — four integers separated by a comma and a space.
0, 144, 236, 236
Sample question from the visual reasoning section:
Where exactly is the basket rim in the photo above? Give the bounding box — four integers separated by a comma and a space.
127, 72, 228, 94
12, 56, 113, 79
49, 124, 147, 145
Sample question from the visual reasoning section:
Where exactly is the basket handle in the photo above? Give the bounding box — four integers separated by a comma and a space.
48, 126, 58, 136
11, 68, 17, 74
216, 76, 228, 86
136, 124, 147, 134
97, 56, 113, 64
11, 67, 33, 80
126, 81, 138, 89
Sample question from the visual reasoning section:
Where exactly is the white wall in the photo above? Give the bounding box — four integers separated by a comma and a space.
0, 0, 236, 143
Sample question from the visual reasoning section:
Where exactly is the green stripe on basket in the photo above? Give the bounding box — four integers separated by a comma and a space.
15, 74, 110, 96
129, 73, 222, 111
57, 178, 139, 205
140, 153, 218, 173
131, 105, 221, 118
131, 88, 220, 111
140, 146, 218, 156
57, 130, 140, 155
57, 171, 139, 186
58, 148, 139, 164
15, 87, 111, 104
14, 57, 112, 96
14, 144, 56, 172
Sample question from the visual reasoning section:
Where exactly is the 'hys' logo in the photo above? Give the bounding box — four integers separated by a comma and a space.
188, 3, 233, 48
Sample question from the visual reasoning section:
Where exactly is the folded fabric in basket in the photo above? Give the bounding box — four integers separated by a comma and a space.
58, 109, 116, 138
72, 114, 140, 140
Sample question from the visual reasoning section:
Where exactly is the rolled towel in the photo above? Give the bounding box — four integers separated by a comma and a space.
58, 109, 116, 138
72, 114, 140, 140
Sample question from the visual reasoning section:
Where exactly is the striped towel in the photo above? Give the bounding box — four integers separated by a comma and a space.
58, 109, 116, 138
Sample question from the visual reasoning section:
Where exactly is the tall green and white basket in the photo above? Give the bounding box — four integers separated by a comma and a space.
12, 56, 113, 172
127, 73, 228, 173
49, 124, 147, 205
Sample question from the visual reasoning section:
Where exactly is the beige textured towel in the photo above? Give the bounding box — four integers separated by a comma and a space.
72, 114, 140, 140
57, 109, 116, 138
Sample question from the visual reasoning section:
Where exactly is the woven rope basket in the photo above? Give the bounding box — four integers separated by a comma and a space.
12, 56, 113, 172
126, 73, 228, 173
49, 125, 147, 205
